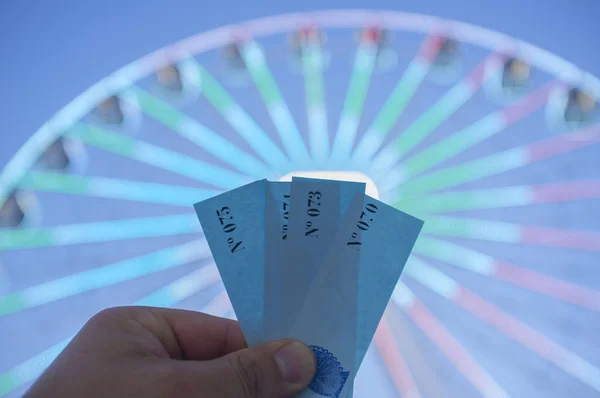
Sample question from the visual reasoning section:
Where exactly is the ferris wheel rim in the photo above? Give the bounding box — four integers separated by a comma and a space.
1, 8, 598, 205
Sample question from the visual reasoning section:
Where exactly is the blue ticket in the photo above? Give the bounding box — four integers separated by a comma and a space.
263, 181, 291, 340
195, 178, 424, 398
290, 191, 365, 398
283, 189, 424, 397
355, 200, 423, 365
193, 179, 267, 346
280, 178, 365, 336
346, 198, 423, 397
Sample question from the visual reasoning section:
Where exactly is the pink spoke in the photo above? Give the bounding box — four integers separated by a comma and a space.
455, 288, 600, 392
533, 180, 600, 202
415, 237, 600, 312
528, 127, 600, 162
423, 215, 600, 251
407, 258, 600, 393
521, 225, 600, 251
393, 283, 509, 398
375, 316, 422, 398
495, 261, 600, 312
501, 81, 558, 124
393, 124, 600, 200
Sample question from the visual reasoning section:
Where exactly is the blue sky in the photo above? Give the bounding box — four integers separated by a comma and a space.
1, 0, 598, 166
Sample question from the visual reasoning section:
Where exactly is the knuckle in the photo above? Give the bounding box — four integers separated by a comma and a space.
85, 307, 141, 335
88, 306, 147, 325
229, 354, 265, 398
87, 307, 124, 326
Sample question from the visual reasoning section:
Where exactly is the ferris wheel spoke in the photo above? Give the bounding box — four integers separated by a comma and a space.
132, 267, 223, 309
405, 258, 600, 394
241, 41, 312, 166
19, 171, 220, 207
0, 214, 198, 251
0, 239, 208, 317
195, 291, 232, 319
0, 12, 597, 398
302, 42, 329, 164
0, 338, 69, 397
131, 87, 274, 179
391, 281, 509, 398
352, 34, 440, 166
414, 237, 600, 312
369, 53, 498, 175
69, 123, 251, 189
182, 60, 292, 173
386, 123, 600, 199
330, 43, 377, 165
374, 316, 422, 398
377, 81, 557, 184
422, 215, 600, 251
397, 180, 600, 214
0, 264, 222, 397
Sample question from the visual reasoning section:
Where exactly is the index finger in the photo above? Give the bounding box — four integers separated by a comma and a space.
144, 306, 248, 361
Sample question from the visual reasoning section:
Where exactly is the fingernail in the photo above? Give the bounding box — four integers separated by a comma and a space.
274, 342, 316, 384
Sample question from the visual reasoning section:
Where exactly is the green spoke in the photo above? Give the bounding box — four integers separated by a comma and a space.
398, 115, 504, 178
398, 185, 533, 214
68, 123, 250, 189
396, 180, 600, 215
368, 55, 493, 175
132, 87, 274, 178
389, 82, 477, 160
391, 123, 600, 200
385, 83, 554, 182
352, 35, 437, 165
330, 43, 377, 164
0, 214, 198, 250
182, 60, 290, 173
421, 215, 524, 243
241, 41, 312, 167
393, 147, 529, 199
302, 42, 329, 164
20, 171, 220, 207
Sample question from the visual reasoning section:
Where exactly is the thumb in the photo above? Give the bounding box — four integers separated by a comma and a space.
195, 339, 316, 398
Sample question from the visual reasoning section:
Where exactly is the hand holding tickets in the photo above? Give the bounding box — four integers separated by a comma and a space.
194, 178, 424, 398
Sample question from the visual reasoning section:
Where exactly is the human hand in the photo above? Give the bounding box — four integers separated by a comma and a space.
24, 306, 317, 398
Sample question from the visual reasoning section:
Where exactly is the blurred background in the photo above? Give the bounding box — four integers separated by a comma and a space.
1, 1, 599, 397
2, 0, 599, 163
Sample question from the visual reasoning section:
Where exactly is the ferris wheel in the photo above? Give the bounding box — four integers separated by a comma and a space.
1, 9, 599, 398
